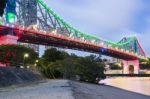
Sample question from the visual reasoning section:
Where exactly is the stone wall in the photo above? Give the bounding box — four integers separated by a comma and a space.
0, 67, 43, 87
105, 69, 150, 74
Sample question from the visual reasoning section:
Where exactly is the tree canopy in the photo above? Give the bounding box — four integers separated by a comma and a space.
140, 58, 150, 69
38, 48, 106, 83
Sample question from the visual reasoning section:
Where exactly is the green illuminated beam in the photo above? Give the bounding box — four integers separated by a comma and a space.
0, 17, 4, 25
0, 21, 3, 25
37, 0, 138, 47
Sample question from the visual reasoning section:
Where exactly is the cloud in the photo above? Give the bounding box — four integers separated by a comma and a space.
44, 0, 143, 33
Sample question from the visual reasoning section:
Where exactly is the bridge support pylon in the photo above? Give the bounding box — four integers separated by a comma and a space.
122, 60, 139, 74
0, 35, 18, 67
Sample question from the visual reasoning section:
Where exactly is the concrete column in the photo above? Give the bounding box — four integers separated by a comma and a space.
122, 60, 139, 74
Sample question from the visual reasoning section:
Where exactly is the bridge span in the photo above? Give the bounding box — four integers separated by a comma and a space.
0, 0, 147, 74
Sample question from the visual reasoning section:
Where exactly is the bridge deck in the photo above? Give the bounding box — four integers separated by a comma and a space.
0, 25, 138, 60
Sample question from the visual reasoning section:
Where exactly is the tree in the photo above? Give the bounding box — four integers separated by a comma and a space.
38, 48, 69, 78
109, 63, 122, 70
38, 49, 106, 82
75, 55, 106, 83
0, 44, 38, 67
58, 57, 79, 79
140, 58, 150, 69
42, 48, 68, 65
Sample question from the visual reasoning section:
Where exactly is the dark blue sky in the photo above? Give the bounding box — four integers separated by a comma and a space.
43, 0, 150, 56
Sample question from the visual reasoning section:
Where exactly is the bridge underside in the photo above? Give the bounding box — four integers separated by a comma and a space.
0, 25, 138, 60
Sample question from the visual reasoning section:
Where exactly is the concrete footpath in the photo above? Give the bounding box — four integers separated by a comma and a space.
0, 80, 150, 99
0, 80, 74, 99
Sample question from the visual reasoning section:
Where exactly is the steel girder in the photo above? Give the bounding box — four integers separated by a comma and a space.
2, 0, 146, 58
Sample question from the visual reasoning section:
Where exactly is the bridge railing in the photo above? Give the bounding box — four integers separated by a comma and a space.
0, 23, 147, 60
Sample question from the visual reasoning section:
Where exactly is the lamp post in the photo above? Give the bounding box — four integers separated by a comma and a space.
23, 53, 29, 68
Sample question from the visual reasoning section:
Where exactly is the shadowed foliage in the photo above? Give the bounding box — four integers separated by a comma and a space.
37, 48, 106, 83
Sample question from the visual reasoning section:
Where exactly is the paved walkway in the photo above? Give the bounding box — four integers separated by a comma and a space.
0, 80, 74, 99
0, 80, 150, 99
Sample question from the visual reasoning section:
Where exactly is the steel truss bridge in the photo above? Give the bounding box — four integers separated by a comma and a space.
0, 0, 147, 61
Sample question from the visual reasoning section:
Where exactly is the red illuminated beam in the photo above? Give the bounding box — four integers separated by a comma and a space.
0, 25, 139, 60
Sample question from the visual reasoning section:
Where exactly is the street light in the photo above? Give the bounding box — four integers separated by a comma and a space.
35, 59, 39, 63
24, 53, 29, 58
34, 63, 37, 67
23, 53, 29, 68
34, 59, 39, 67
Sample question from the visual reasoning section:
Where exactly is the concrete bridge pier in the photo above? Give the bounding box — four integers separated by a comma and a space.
123, 60, 139, 74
